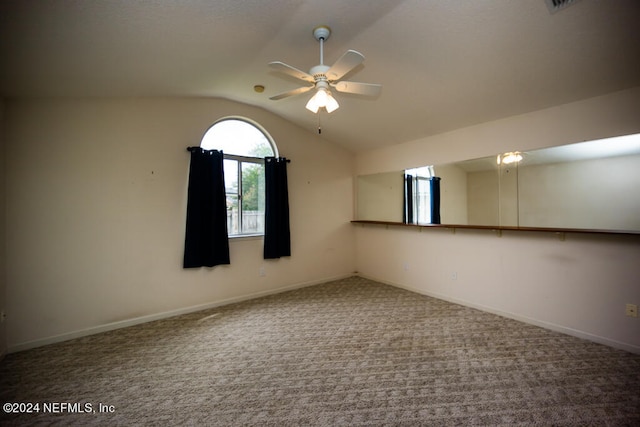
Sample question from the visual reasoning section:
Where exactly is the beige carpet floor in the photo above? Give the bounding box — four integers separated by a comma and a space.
1, 276, 639, 426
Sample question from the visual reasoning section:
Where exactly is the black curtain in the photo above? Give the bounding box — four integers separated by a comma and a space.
404, 174, 414, 224
264, 157, 291, 259
183, 148, 230, 268
430, 176, 441, 224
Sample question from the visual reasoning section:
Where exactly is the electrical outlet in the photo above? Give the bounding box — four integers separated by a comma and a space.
403, 262, 410, 271
451, 272, 458, 280
625, 304, 638, 318
259, 266, 266, 277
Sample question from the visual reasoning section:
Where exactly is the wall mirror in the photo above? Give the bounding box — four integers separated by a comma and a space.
356, 133, 640, 233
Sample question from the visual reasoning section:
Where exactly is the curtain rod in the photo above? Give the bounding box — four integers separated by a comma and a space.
266, 157, 291, 163
186, 146, 290, 162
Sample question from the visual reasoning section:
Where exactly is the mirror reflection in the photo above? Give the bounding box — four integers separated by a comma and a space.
356, 133, 640, 232
356, 171, 404, 222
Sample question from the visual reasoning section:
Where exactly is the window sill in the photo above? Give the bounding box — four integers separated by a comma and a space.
229, 234, 264, 241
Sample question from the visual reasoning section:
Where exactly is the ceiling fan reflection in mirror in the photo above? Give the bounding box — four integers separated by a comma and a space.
269, 25, 382, 114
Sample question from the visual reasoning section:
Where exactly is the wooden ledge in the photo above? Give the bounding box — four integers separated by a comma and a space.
350, 220, 640, 236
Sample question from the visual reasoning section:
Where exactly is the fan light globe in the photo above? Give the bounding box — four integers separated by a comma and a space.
325, 93, 339, 113
305, 92, 321, 113
315, 88, 328, 106
497, 152, 523, 165
305, 87, 339, 113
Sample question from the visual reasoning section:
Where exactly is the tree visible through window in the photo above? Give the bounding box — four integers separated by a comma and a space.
201, 118, 277, 236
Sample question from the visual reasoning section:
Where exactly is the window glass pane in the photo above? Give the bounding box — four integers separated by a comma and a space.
223, 159, 239, 235
226, 194, 239, 236
201, 119, 274, 157
241, 162, 265, 234
223, 159, 238, 195
415, 177, 432, 224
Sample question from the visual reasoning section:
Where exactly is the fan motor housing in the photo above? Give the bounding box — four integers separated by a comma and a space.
310, 64, 330, 81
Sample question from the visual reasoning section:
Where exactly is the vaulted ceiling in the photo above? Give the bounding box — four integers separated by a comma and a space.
2, 0, 639, 152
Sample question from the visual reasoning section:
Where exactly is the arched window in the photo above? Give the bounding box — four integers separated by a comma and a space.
201, 117, 277, 237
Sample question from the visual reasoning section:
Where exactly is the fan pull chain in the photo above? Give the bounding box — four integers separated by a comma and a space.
317, 112, 322, 134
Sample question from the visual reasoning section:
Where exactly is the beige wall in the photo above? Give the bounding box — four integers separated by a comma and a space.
4, 97, 355, 351
355, 87, 640, 353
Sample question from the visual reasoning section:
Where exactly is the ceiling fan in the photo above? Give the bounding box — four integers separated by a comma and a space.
269, 25, 382, 113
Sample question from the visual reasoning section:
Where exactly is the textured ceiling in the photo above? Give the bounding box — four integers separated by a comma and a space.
2, 0, 640, 152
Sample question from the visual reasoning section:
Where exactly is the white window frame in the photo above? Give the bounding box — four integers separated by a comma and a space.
200, 117, 277, 238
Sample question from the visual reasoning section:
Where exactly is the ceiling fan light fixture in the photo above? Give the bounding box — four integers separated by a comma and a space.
305, 87, 339, 113
305, 91, 321, 113
269, 24, 378, 117
325, 93, 339, 113
497, 152, 523, 165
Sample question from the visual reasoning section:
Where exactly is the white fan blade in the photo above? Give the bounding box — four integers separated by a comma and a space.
326, 50, 365, 81
333, 81, 382, 97
268, 61, 315, 83
269, 85, 314, 100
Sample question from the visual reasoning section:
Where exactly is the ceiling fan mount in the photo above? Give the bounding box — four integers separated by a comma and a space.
312, 25, 331, 42
268, 25, 382, 113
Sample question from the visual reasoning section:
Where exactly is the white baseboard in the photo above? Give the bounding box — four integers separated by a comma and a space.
357, 273, 640, 355
8, 273, 354, 354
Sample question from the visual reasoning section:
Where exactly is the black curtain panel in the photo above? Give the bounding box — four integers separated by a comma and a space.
430, 176, 441, 225
183, 148, 230, 268
264, 157, 291, 259
404, 174, 414, 224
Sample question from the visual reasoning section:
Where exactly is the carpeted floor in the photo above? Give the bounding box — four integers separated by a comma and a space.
1, 276, 639, 426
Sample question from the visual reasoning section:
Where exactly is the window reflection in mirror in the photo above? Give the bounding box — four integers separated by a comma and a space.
404, 166, 435, 224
